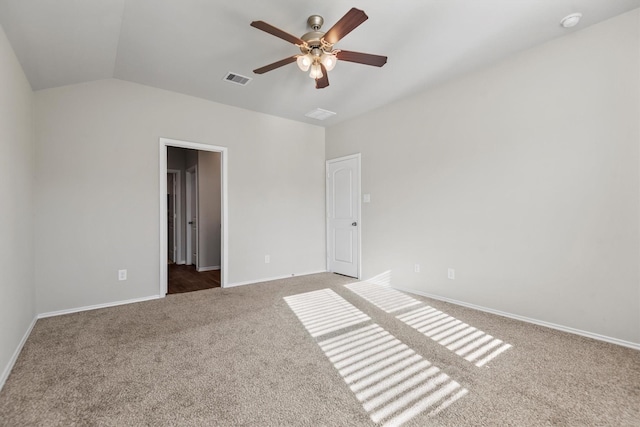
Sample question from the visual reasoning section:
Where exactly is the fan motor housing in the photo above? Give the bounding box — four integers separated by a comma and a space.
301, 14, 327, 50
301, 31, 324, 47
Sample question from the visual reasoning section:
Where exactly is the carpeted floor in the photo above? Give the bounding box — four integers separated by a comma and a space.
168, 264, 221, 294
0, 273, 638, 426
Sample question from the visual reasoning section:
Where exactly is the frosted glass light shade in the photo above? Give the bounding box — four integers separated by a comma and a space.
297, 54, 312, 72
321, 53, 337, 71
309, 63, 323, 79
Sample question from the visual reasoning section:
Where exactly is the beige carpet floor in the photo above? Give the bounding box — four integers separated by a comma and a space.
0, 273, 638, 426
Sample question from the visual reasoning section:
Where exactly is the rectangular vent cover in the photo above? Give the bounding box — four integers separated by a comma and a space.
305, 108, 337, 121
223, 72, 252, 86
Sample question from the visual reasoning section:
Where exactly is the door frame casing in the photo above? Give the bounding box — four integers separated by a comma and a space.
167, 169, 182, 264
326, 153, 362, 279
159, 138, 228, 295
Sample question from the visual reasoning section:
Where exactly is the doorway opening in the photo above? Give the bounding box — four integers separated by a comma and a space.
160, 138, 228, 296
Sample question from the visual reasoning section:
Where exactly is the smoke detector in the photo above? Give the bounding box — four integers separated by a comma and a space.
560, 13, 582, 28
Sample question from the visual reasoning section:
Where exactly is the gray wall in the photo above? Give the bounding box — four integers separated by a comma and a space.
0, 25, 35, 386
326, 10, 640, 344
34, 78, 326, 314
167, 146, 185, 170
198, 151, 221, 269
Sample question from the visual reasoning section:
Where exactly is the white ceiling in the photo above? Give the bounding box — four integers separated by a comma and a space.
1, 1, 638, 127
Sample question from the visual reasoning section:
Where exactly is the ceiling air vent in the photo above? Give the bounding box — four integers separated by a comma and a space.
305, 108, 336, 121
223, 72, 252, 86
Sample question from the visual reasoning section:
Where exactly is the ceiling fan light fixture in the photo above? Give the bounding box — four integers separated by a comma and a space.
251, 8, 387, 89
320, 53, 337, 71
296, 54, 312, 71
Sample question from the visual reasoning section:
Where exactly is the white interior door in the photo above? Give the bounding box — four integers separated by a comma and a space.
327, 154, 360, 278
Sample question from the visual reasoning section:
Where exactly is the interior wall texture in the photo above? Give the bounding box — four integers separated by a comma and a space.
0, 24, 35, 384
326, 10, 640, 344
34, 78, 326, 314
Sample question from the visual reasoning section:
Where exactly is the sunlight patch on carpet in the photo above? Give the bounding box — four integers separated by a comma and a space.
284, 289, 370, 337
345, 282, 512, 367
397, 306, 512, 367
344, 281, 422, 313
285, 289, 468, 425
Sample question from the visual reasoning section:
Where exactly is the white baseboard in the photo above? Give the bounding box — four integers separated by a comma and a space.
197, 266, 220, 272
1, 315, 37, 391
225, 270, 328, 288
37, 295, 161, 319
177, 260, 186, 265
393, 287, 640, 351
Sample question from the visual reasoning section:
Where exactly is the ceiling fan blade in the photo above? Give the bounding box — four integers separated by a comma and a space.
315, 64, 329, 89
253, 56, 298, 74
250, 21, 305, 45
337, 50, 387, 67
323, 8, 368, 45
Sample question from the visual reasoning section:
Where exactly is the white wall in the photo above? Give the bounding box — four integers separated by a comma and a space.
0, 24, 35, 386
34, 78, 326, 313
198, 151, 221, 270
326, 10, 640, 344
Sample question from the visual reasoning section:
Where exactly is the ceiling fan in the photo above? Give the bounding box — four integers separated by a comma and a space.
250, 8, 387, 89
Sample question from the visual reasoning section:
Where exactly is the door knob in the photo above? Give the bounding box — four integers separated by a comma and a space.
352, 222, 357, 226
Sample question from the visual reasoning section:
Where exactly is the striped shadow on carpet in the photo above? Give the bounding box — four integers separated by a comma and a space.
345, 281, 512, 367
284, 289, 468, 426
282, 288, 371, 337
344, 281, 422, 313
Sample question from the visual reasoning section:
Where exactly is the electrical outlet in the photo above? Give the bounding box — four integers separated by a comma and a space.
118, 269, 127, 281
265, 255, 270, 264
414, 264, 420, 273
447, 268, 455, 280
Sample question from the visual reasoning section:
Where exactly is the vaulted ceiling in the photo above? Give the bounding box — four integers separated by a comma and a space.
1, 1, 638, 126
